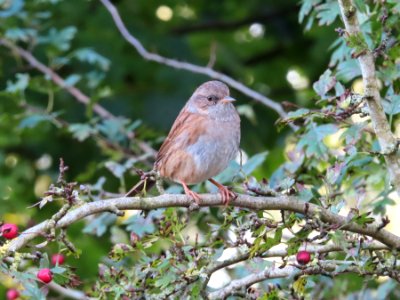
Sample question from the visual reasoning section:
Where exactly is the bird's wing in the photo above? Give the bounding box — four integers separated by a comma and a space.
155, 108, 207, 167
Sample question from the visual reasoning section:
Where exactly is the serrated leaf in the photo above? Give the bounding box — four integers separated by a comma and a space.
316, 2, 340, 25
124, 213, 156, 237
64, 74, 81, 86
5, 28, 37, 42
39, 254, 50, 269
19, 114, 53, 129
38, 26, 77, 51
51, 266, 67, 274
6, 73, 29, 93
382, 95, 400, 115
83, 213, 117, 236
388, 0, 400, 12
299, 0, 322, 23
353, 212, 375, 226
287, 108, 311, 119
69, 123, 97, 141
293, 276, 307, 295
336, 59, 361, 81
97, 118, 130, 142
313, 69, 336, 99
298, 124, 337, 158
242, 151, 268, 175
74, 48, 111, 71
0, 0, 24, 18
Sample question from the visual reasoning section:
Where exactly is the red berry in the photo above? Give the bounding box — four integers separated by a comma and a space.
51, 253, 65, 265
6, 289, 20, 300
1, 223, 19, 239
296, 250, 311, 265
37, 268, 53, 283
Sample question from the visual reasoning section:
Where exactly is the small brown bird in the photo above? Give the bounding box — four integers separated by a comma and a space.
155, 80, 241, 204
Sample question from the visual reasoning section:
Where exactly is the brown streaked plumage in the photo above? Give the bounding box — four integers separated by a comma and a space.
154, 80, 241, 204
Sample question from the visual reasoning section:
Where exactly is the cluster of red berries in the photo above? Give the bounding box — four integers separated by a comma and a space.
36, 254, 66, 283
5, 253, 66, 299
2, 223, 66, 298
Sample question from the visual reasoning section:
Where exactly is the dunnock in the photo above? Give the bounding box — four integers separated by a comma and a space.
155, 80, 241, 204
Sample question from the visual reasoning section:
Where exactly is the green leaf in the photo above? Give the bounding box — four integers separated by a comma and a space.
69, 123, 97, 141
298, 124, 337, 157
39, 254, 50, 269
298, 188, 313, 202
83, 213, 117, 236
0, 0, 24, 18
287, 108, 311, 119
352, 212, 375, 227
313, 69, 336, 99
19, 114, 54, 129
5, 28, 37, 41
336, 59, 361, 81
6, 73, 29, 93
109, 243, 134, 261
51, 266, 67, 274
64, 74, 81, 86
124, 213, 156, 237
388, 0, 400, 12
242, 151, 269, 175
74, 48, 111, 71
38, 26, 77, 51
299, 0, 321, 23
97, 118, 130, 142
346, 32, 369, 53
376, 279, 398, 300
316, 2, 340, 26
382, 95, 400, 115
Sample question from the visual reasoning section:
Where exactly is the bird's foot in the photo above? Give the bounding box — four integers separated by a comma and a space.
180, 180, 201, 204
209, 178, 236, 206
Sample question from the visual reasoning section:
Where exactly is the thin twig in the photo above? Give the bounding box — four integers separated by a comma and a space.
0, 38, 157, 157
48, 282, 90, 300
99, 0, 294, 128
208, 260, 395, 299
0, 38, 114, 119
203, 242, 387, 278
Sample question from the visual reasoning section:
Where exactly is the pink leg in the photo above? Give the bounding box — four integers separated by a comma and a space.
180, 180, 201, 204
208, 178, 236, 205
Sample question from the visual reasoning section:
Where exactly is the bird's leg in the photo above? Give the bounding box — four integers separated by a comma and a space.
208, 178, 236, 205
180, 180, 201, 204
156, 177, 165, 194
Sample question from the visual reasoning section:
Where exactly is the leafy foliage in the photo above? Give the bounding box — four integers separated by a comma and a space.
1, 0, 400, 299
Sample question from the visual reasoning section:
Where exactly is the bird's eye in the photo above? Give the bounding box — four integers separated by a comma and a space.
207, 95, 218, 102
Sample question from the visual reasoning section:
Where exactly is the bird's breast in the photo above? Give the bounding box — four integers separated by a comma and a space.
185, 118, 240, 183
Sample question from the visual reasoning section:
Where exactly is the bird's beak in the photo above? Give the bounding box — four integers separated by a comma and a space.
220, 96, 236, 104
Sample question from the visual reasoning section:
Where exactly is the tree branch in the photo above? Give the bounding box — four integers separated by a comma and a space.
0, 38, 114, 120
4, 193, 400, 253
48, 282, 89, 300
0, 38, 156, 157
99, 0, 293, 125
207, 260, 394, 299
205, 242, 387, 276
337, 0, 400, 195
